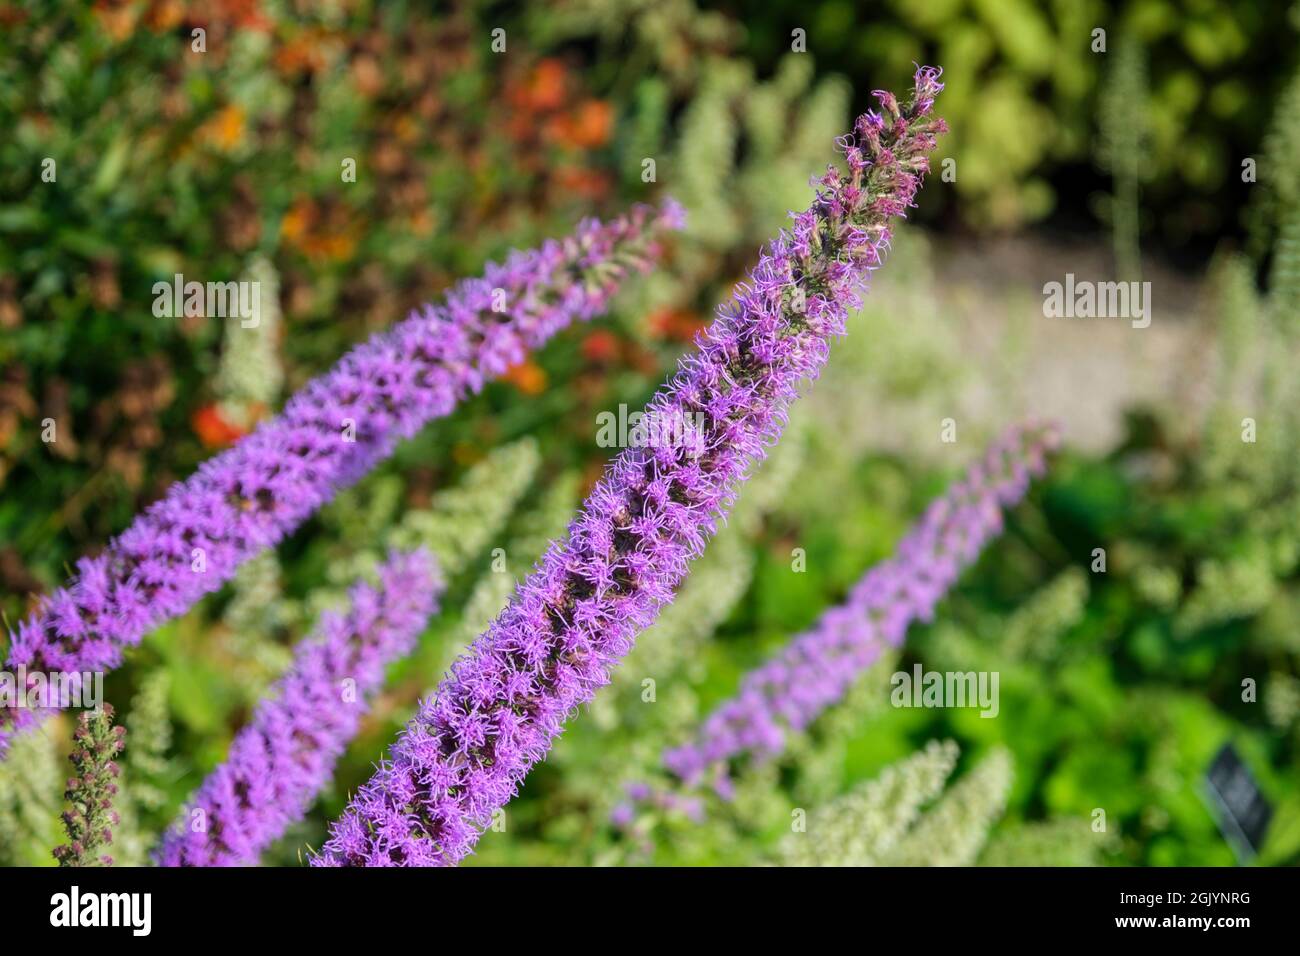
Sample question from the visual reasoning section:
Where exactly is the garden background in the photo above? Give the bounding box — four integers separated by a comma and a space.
1, 0, 1298, 866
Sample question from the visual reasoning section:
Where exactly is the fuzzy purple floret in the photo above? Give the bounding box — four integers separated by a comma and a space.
1, 204, 681, 757
153, 549, 441, 866
656, 421, 1061, 798
314, 67, 948, 867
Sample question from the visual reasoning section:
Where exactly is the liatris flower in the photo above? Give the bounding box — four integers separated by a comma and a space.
1, 204, 681, 757
315, 67, 947, 867
658, 421, 1060, 796
53, 705, 125, 867
153, 549, 441, 867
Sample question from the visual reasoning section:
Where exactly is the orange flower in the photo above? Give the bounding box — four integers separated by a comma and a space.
546, 99, 613, 150
274, 30, 330, 76
501, 360, 547, 396
192, 404, 246, 448
143, 0, 184, 32
281, 198, 358, 263
280, 199, 313, 245
314, 233, 358, 262
580, 330, 620, 364
92, 0, 138, 42
522, 59, 568, 112
571, 100, 613, 148
198, 104, 246, 153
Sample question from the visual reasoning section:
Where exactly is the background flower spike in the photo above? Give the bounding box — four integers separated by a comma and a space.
154, 549, 442, 867
1, 203, 682, 757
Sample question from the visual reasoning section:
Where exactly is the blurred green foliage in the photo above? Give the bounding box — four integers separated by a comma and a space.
723, 0, 1299, 242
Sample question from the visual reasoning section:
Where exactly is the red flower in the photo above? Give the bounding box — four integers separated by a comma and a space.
192, 404, 246, 448
580, 330, 620, 364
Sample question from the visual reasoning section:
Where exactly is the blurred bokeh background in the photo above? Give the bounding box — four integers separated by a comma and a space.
1, 0, 1298, 866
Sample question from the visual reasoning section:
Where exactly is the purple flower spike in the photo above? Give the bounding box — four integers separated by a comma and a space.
153, 549, 442, 867
658, 421, 1061, 796
1, 203, 681, 757
315, 68, 947, 867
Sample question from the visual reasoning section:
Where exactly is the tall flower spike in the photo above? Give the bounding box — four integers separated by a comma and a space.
1, 203, 682, 757
154, 550, 441, 867
315, 67, 948, 867
656, 421, 1060, 798
53, 705, 125, 867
